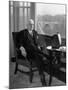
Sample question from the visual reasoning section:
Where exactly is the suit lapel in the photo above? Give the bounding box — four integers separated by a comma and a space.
27, 30, 34, 43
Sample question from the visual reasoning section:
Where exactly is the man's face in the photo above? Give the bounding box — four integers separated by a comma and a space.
27, 20, 34, 31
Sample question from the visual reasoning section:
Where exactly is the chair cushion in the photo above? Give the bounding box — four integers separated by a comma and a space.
16, 58, 30, 67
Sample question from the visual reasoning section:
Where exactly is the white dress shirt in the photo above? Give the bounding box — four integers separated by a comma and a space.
29, 30, 33, 37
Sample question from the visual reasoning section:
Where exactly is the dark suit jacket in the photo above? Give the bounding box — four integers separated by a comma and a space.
18, 29, 39, 57
17, 29, 49, 60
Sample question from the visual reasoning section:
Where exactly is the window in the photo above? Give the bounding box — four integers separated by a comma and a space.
19, 2, 31, 30
9, 1, 31, 57
9, 1, 31, 31
35, 3, 66, 38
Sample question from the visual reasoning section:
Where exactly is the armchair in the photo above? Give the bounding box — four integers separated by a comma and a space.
12, 32, 38, 83
12, 32, 50, 86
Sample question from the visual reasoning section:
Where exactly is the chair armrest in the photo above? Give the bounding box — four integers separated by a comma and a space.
15, 48, 21, 56
16, 48, 20, 52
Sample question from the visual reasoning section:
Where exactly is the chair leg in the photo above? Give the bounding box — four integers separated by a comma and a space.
39, 71, 47, 86
49, 74, 52, 86
49, 67, 53, 86
14, 63, 18, 74
30, 71, 33, 83
30, 66, 33, 83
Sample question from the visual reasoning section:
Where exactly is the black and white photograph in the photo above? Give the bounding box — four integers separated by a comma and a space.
9, 1, 66, 89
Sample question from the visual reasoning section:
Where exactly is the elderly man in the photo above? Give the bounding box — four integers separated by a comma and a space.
18, 19, 49, 86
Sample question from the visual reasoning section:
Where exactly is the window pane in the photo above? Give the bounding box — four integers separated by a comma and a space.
19, 8, 24, 30
19, 8, 23, 16
10, 1, 13, 6
24, 8, 27, 28
19, 1, 23, 6
24, 2, 27, 7
14, 1, 19, 7
28, 8, 30, 20
36, 3, 66, 37
28, 2, 31, 6
11, 7, 13, 15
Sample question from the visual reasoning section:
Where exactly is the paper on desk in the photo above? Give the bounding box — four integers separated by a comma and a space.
59, 46, 66, 52
46, 46, 52, 49
47, 46, 66, 52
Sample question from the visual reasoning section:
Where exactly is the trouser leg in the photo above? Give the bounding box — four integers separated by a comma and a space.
30, 61, 33, 83
33, 53, 47, 86
39, 68, 47, 86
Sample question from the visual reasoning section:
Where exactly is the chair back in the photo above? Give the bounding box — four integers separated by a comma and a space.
12, 32, 20, 49
51, 34, 60, 49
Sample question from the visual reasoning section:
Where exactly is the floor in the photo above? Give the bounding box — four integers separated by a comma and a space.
9, 58, 66, 89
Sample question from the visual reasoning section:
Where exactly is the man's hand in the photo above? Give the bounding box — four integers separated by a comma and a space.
20, 46, 27, 57
38, 45, 41, 50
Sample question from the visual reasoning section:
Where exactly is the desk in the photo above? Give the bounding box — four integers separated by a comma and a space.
46, 46, 66, 68
47, 46, 66, 53
46, 46, 66, 85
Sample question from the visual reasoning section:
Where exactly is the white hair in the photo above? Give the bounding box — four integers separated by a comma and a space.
28, 19, 34, 25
